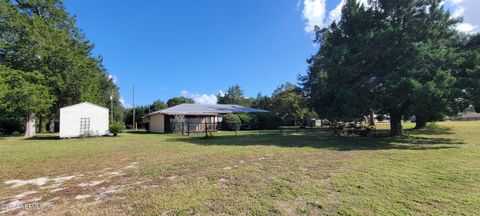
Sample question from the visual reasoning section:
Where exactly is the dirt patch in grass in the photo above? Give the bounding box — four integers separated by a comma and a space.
0, 161, 143, 215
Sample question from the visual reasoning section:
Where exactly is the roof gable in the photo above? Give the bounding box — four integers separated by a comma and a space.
60, 102, 108, 111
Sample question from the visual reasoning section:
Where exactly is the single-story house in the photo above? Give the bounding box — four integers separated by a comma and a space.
144, 104, 269, 133
60, 102, 109, 138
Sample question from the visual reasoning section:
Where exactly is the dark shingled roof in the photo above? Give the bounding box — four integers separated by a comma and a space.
147, 104, 270, 116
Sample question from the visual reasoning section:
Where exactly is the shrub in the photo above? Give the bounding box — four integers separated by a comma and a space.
425, 123, 440, 131
237, 113, 257, 130
109, 122, 124, 136
332, 121, 373, 137
355, 124, 373, 137
256, 113, 282, 129
222, 114, 241, 131
322, 120, 331, 127
11, 131, 21, 136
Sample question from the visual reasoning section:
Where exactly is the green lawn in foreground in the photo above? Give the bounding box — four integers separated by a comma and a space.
0, 121, 479, 215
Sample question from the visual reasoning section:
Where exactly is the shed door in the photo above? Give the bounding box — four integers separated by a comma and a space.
80, 117, 91, 135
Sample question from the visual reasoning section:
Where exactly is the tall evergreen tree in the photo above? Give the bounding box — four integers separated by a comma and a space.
252, 92, 273, 111
301, 0, 465, 136
405, 1, 460, 128
167, 97, 194, 107
150, 100, 168, 112
217, 84, 251, 106
453, 34, 480, 113
371, 0, 463, 133
300, 0, 377, 124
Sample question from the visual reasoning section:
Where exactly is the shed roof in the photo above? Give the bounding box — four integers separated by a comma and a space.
60, 102, 108, 111
146, 104, 270, 116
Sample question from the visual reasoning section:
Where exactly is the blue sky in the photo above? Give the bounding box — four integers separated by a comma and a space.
63, 0, 479, 107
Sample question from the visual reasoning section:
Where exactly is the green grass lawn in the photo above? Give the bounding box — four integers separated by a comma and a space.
0, 121, 479, 215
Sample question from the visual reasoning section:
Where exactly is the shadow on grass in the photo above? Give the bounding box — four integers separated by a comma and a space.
127, 130, 150, 134
406, 123, 454, 135
169, 129, 463, 151
25, 135, 60, 140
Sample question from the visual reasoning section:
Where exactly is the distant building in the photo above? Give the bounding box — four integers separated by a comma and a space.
144, 104, 269, 133
60, 102, 109, 138
310, 119, 323, 127
453, 112, 480, 121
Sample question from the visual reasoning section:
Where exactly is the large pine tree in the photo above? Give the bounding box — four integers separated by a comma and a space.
301, 0, 470, 136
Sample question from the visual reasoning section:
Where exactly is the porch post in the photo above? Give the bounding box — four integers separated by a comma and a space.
205, 122, 208, 137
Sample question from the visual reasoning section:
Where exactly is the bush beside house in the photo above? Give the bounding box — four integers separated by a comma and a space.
222, 114, 241, 131
237, 113, 256, 130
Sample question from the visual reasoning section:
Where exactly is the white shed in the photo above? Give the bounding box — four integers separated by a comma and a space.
60, 102, 110, 138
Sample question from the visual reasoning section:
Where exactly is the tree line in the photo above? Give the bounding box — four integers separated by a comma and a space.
123, 97, 194, 128
214, 0, 480, 136
2, 0, 478, 138
217, 84, 317, 126
0, 0, 123, 137
124, 85, 315, 129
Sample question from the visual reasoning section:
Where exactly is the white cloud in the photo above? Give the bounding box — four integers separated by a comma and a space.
193, 94, 218, 105
302, 0, 327, 32
119, 95, 131, 108
180, 90, 217, 105
328, 0, 346, 24
180, 90, 189, 96
445, 0, 479, 33
108, 74, 118, 84
301, 0, 479, 34
452, 6, 465, 17
456, 23, 477, 33
450, 0, 465, 4
301, 0, 371, 33
106, 73, 130, 108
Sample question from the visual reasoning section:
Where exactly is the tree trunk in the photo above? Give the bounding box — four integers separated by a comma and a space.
48, 119, 55, 133
390, 113, 403, 136
369, 111, 375, 126
38, 113, 42, 133
25, 113, 36, 138
415, 115, 427, 129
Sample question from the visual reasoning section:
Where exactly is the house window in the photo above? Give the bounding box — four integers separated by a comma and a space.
80, 117, 91, 135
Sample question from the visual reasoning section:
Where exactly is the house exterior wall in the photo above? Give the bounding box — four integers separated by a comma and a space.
60, 103, 109, 138
186, 116, 207, 132
148, 114, 218, 133
175, 115, 218, 133
149, 114, 165, 133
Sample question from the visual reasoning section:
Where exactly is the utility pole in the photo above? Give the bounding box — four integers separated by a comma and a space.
110, 89, 114, 123
132, 85, 136, 130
